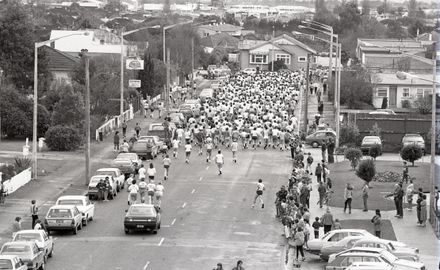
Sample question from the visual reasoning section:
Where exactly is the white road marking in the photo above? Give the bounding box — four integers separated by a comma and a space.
158, 238, 164, 246
191, 189, 196, 194
182, 202, 187, 208
199, 176, 203, 182
206, 166, 209, 170
161, 225, 170, 228
143, 261, 150, 270
171, 218, 176, 225
233, 232, 252, 236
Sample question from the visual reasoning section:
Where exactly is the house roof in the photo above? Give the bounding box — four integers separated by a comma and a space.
42, 45, 80, 72
372, 73, 433, 86
198, 23, 243, 33
358, 38, 424, 50
200, 33, 239, 49
244, 34, 316, 54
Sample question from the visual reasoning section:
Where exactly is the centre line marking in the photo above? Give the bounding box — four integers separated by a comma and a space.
171, 218, 176, 225
206, 166, 209, 170
191, 189, 196, 194
158, 238, 164, 246
143, 261, 150, 270
199, 176, 203, 181
161, 225, 170, 228
182, 202, 187, 208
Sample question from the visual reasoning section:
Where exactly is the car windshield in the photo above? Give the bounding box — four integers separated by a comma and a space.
150, 125, 164, 131
380, 250, 397, 264
128, 206, 155, 216
90, 177, 104, 184
363, 138, 380, 143
47, 209, 72, 218
0, 259, 12, 269
14, 232, 42, 242
57, 199, 83, 206
1, 244, 30, 254
117, 154, 135, 160
98, 171, 116, 177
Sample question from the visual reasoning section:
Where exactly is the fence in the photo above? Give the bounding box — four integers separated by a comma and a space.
1, 168, 32, 195
95, 104, 134, 141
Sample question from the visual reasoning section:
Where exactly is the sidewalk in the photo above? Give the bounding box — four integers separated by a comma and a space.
0, 112, 159, 243
284, 148, 438, 270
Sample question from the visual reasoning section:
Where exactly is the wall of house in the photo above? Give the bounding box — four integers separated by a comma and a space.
365, 55, 433, 73
373, 84, 433, 108
240, 46, 311, 71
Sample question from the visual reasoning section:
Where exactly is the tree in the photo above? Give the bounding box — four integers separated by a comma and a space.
361, 0, 370, 16
71, 57, 98, 85
400, 144, 423, 166
414, 96, 432, 114
332, 66, 373, 109
340, 123, 362, 146
45, 125, 82, 151
344, 148, 363, 170
356, 158, 376, 183
336, 1, 362, 32
51, 83, 85, 129
386, 20, 407, 39
0, 1, 49, 91
408, 0, 418, 18
138, 53, 156, 99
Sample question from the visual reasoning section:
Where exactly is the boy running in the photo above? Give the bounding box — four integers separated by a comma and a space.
163, 155, 171, 180
214, 150, 224, 175
252, 179, 265, 209
205, 137, 214, 163
185, 142, 192, 163
231, 139, 238, 163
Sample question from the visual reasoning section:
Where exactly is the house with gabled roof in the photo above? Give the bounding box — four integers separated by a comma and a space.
238, 34, 316, 71
41, 45, 80, 84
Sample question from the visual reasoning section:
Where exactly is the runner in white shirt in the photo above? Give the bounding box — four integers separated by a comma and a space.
163, 155, 171, 180
252, 179, 265, 209
214, 150, 224, 175
128, 180, 139, 205
138, 164, 146, 181
184, 143, 192, 163
147, 180, 156, 204
146, 163, 156, 181
205, 137, 213, 163
172, 139, 179, 159
231, 140, 239, 163
155, 182, 165, 207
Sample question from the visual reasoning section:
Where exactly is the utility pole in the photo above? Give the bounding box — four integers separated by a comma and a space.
190, 37, 195, 91
429, 53, 436, 225
303, 54, 310, 134
335, 44, 341, 148
271, 26, 275, 71
166, 48, 171, 112
163, 26, 167, 104
120, 29, 125, 119
83, 50, 91, 186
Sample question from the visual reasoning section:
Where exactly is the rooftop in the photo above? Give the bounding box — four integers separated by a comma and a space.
372, 73, 433, 86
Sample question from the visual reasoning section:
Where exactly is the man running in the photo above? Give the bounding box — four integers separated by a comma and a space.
185, 142, 192, 163
163, 155, 171, 180
214, 150, 224, 175
252, 179, 265, 209
231, 139, 239, 163
205, 136, 214, 163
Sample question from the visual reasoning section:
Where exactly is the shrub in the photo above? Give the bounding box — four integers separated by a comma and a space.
45, 125, 82, 151
356, 158, 376, 183
401, 100, 411, 109
344, 148, 363, 170
400, 144, 423, 166
414, 96, 431, 115
14, 157, 32, 173
340, 124, 361, 146
369, 144, 381, 159
0, 164, 16, 181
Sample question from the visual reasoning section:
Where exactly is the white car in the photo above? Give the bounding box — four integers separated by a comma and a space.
0, 255, 28, 270
12, 230, 54, 259
96, 168, 125, 192
55, 195, 95, 226
242, 68, 256, 75
87, 174, 117, 200
307, 229, 375, 255
352, 238, 419, 261
346, 262, 393, 270
320, 235, 365, 260
328, 247, 425, 270
44, 205, 83, 235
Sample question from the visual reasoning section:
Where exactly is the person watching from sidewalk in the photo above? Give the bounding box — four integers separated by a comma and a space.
12, 217, 22, 233
275, 186, 288, 218
318, 181, 326, 208
232, 260, 244, 270
312, 217, 321, 239
294, 227, 306, 261
121, 121, 127, 138
113, 131, 120, 152
120, 140, 129, 153
33, 219, 43, 230
371, 209, 382, 238
212, 262, 223, 270
306, 153, 313, 174
30, 200, 39, 229
103, 177, 110, 202
321, 208, 334, 234
362, 182, 369, 212
406, 180, 415, 210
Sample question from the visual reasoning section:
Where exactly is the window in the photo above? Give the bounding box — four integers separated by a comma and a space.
276, 54, 291, 65
402, 88, 410, 98
329, 232, 349, 242
417, 89, 424, 99
377, 88, 387, 97
250, 54, 268, 64
298, 56, 307, 62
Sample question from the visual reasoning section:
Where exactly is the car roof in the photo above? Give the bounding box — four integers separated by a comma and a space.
2, 241, 36, 246
355, 238, 391, 244
347, 247, 384, 252
0, 254, 19, 259
130, 203, 155, 208
339, 252, 382, 257
363, 136, 380, 139
97, 168, 119, 171
57, 195, 86, 200
91, 174, 113, 178
331, 229, 369, 233
48, 205, 76, 210
14, 230, 43, 235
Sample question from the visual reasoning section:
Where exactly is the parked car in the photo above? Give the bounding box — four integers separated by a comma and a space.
124, 204, 161, 234
87, 175, 117, 200
199, 88, 214, 102
148, 123, 175, 143
12, 230, 54, 259
307, 229, 375, 255
305, 130, 336, 148
320, 236, 365, 261
242, 68, 256, 75
138, 135, 163, 146
368, 109, 396, 115
401, 134, 425, 155
345, 262, 393, 270
112, 153, 141, 177
352, 238, 419, 261
0, 242, 45, 270
179, 104, 194, 118
168, 112, 186, 128
96, 168, 125, 191
44, 205, 83, 235
0, 255, 28, 270
328, 248, 425, 270
360, 136, 382, 155
55, 195, 95, 226
130, 140, 158, 160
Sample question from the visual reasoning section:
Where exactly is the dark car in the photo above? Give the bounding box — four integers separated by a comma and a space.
305, 130, 336, 148
124, 204, 161, 234
360, 136, 382, 155
402, 134, 425, 155
130, 140, 158, 160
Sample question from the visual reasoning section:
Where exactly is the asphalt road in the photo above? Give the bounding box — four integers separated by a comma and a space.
44, 147, 297, 270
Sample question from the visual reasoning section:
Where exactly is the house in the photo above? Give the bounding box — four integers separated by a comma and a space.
196, 23, 243, 38
357, 38, 432, 73
200, 33, 239, 53
50, 29, 132, 57
238, 34, 316, 71
371, 73, 434, 109
42, 45, 80, 84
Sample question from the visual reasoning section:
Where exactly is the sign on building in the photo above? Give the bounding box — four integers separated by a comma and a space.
126, 59, 144, 70
128, 79, 141, 88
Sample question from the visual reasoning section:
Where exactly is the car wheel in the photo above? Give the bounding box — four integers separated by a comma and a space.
89, 215, 93, 221
48, 245, 54, 258
117, 185, 120, 193
73, 225, 78, 235
312, 141, 319, 148
153, 229, 158, 234
158, 222, 161, 229
88, 194, 93, 201
83, 217, 88, 226
124, 228, 129, 234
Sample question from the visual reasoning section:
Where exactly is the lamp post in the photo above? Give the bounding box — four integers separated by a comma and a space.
32, 32, 89, 180
120, 25, 160, 119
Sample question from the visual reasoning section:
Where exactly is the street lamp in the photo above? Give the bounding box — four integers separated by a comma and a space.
32, 32, 89, 180
120, 25, 160, 119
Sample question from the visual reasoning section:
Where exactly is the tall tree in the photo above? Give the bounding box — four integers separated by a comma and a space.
361, 0, 370, 16
408, 0, 417, 18
138, 53, 156, 99
163, 0, 170, 15
336, 1, 362, 32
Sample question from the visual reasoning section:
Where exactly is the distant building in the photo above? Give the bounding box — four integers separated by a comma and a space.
42, 45, 80, 84
200, 32, 240, 53
197, 23, 244, 37
238, 34, 316, 71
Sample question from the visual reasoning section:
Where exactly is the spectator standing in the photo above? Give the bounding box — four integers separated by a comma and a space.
12, 217, 22, 232
362, 182, 369, 212
30, 200, 39, 229
294, 227, 306, 261
371, 209, 382, 237
318, 181, 326, 208
275, 186, 288, 218
305, 153, 313, 174
315, 163, 322, 183
232, 260, 245, 270
134, 123, 141, 138
321, 141, 327, 162
113, 131, 120, 152
321, 208, 334, 234
121, 121, 127, 137
393, 183, 404, 218
312, 217, 321, 239
402, 161, 409, 183
406, 180, 414, 210
343, 183, 353, 214
417, 194, 427, 227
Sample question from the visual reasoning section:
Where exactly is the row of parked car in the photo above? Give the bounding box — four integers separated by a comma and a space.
306, 229, 424, 270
